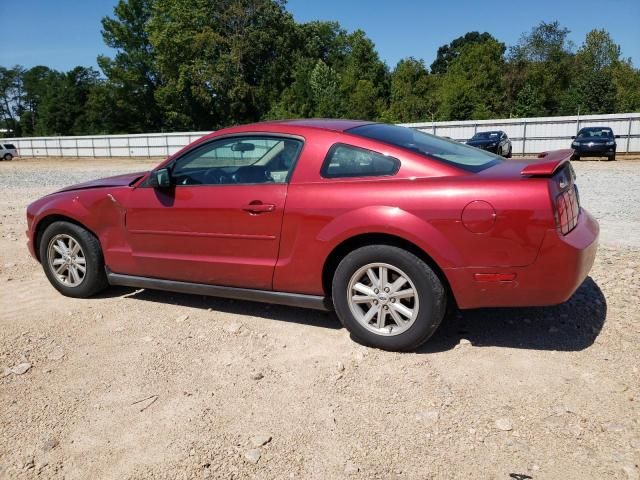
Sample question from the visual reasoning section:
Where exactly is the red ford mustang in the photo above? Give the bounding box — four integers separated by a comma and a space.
26, 120, 599, 351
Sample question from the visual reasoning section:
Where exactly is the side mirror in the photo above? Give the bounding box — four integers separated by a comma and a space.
147, 168, 172, 188
571, 136, 576, 139
615, 135, 621, 139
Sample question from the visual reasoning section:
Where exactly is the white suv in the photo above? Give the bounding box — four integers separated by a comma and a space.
1, 143, 18, 161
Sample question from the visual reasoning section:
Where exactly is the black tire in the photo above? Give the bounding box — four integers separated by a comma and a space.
505, 146, 512, 158
39, 221, 108, 298
607, 153, 616, 161
3, 153, 12, 161
332, 245, 446, 351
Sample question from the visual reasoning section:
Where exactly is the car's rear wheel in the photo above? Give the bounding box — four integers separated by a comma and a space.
332, 245, 446, 351
3, 153, 12, 161
39, 221, 108, 298
607, 153, 616, 161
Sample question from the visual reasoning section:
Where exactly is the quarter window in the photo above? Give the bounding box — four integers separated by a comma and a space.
170, 136, 303, 186
321, 144, 400, 179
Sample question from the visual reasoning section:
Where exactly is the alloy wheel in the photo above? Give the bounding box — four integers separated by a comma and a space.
47, 234, 87, 287
347, 262, 420, 336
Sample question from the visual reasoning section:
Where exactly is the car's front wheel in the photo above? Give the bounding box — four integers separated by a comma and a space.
332, 245, 446, 351
39, 221, 108, 298
3, 153, 12, 161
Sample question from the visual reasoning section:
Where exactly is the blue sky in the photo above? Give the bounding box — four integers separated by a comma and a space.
1, 0, 639, 72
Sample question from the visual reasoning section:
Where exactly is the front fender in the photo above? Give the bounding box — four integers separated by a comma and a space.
27, 190, 127, 260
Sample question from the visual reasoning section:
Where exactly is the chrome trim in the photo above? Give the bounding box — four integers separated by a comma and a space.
106, 270, 332, 311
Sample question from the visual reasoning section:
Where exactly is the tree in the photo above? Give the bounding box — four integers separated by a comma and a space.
437, 39, 506, 120
0, 66, 25, 136
338, 30, 389, 120
99, 0, 162, 132
148, 0, 297, 129
36, 67, 102, 135
19, 66, 61, 135
568, 29, 620, 114
383, 58, 435, 122
430, 32, 495, 74
309, 60, 342, 118
612, 60, 640, 112
507, 21, 575, 115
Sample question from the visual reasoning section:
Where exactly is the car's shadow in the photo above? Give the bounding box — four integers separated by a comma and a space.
102, 276, 606, 352
101, 286, 342, 331
417, 276, 607, 353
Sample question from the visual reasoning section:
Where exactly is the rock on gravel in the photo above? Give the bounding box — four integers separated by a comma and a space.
344, 461, 359, 475
494, 417, 513, 431
623, 465, 640, 480
175, 314, 189, 323
244, 449, 261, 464
47, 346, 64, 361
250, 372, 264, 381
415, 410, 439, 425
249, 435, 272, 448
224, 322, 242, 334
11, 362, 32, 375
42, 437, 59, 452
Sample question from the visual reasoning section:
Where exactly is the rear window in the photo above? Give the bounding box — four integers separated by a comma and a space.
347, 123, 501, 173
321, 143, 400, 178
4, 144, 16, 149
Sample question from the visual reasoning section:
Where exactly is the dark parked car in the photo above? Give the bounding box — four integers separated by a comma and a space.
571, 127, 619, 161
466, 131, 512, 157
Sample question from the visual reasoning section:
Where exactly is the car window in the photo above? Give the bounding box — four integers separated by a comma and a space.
577, 128, 613, 138
471, 131, 500, 140
349, 123, 501, 172
4, 144, 16, 149
321, 144, 400, 179
171, 136, 303, 186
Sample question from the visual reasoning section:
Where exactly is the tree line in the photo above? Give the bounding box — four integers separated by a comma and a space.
1, 0, 639, 137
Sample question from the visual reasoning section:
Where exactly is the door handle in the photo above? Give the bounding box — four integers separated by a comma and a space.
242, 201, 275, 214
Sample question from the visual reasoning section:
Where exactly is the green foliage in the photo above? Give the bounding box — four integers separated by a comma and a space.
437, 39, 506, 120
430, 32, 496, 75
2, 9, 640, 138
383, 58, 435, 123
99, 0, 161, 133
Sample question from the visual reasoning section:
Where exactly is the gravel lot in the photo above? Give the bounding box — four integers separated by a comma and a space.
0, 157, 638, 479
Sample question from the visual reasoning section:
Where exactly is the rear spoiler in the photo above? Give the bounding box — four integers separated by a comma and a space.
520, 149, 574, 177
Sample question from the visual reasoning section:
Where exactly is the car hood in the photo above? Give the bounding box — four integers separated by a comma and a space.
55, 171, 148, 193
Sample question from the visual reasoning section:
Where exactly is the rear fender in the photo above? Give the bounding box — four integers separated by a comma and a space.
317, 205, 464, 269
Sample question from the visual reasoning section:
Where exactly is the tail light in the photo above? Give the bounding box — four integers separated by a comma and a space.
552, 165, 580, 235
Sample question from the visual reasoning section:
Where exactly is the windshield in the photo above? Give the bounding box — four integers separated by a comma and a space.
577, 127, 613, 138
347, 123, 502, 172
471, 131, 500, 140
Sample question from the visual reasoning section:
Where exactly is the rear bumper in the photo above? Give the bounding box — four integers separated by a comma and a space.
447, 209, 599, 309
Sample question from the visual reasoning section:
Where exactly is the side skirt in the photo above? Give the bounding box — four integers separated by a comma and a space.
106, 271, 332, 311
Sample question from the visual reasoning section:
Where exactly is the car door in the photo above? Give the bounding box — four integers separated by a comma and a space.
125, 135, 303, 290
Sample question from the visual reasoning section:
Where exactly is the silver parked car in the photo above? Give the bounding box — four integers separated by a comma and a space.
1, 143, 18, 161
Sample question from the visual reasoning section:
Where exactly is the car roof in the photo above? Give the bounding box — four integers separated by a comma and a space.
229, 119, 374, 133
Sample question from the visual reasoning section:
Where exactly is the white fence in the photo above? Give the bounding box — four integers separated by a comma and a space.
402, 112, 640, 154
2, 112, 639, 157
1, 131, 211, 158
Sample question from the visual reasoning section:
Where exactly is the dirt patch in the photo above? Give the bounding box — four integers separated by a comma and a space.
0, 158, 638, 479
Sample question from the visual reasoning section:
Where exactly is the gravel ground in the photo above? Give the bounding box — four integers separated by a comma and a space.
0, 157, 639, 479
